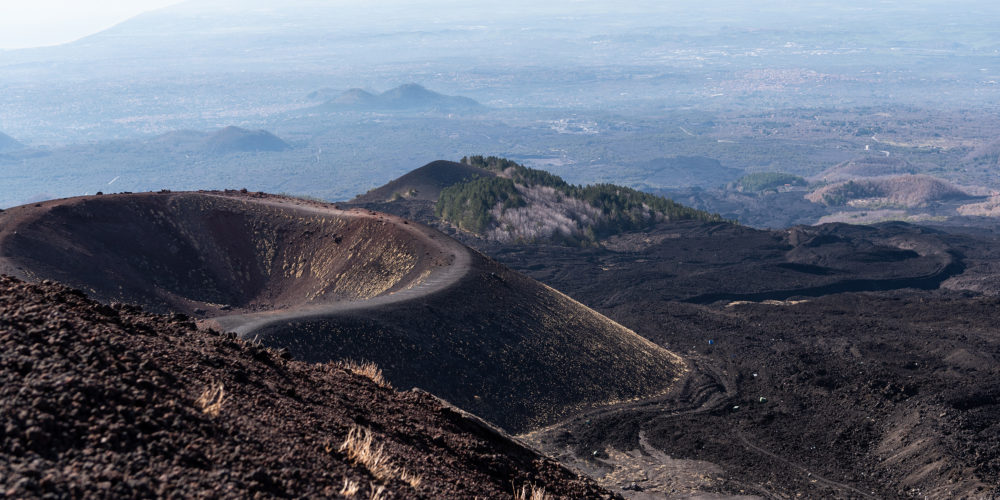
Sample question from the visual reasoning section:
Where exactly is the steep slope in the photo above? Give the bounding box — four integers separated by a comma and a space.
351, 160, 496, 203
203, 126, 291, 153
0, 275, 614, 499
0, 191, 684, 432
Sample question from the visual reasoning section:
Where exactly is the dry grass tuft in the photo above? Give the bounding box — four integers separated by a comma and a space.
337, 425, 423, 491
368, 483, 386, 500
339, 426, 395, 481
399, 469, 423, 489
337, 359, 392, 389
513, 483, 550, 500
339, 478, 360, 497
195, 382, 226, 417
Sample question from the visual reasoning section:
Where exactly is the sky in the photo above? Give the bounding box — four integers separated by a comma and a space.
0, 0, 183, 49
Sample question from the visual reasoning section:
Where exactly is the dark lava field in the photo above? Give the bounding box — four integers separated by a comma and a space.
487, 221, 1000, 498
2, 189, 1000, 499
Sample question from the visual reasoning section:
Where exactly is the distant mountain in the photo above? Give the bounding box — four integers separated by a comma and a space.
319, 84, 483, 112
203, 126, 290, 153
0, 132, 23, 152
351, 160, 495, 203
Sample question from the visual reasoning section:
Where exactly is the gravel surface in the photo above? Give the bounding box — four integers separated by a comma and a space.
0, 275, 614, 499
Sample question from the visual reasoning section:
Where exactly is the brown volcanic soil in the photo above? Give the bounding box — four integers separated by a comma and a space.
0, 191, 684, 433
0, 275, 615, 499
0, 191, 448, 315
478, 222, 1000, 498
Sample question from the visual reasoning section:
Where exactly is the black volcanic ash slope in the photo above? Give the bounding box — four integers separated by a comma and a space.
0, 191, 684, 433
351, 159, 496, 203
0, 275, 614, 499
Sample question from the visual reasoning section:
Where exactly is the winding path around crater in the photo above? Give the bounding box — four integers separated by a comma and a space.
0, 191, 686, 433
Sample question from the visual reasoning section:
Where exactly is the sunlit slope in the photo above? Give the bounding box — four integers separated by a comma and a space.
0, 191, 684, 433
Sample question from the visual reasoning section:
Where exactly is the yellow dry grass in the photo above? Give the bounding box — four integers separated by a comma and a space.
338, 478, 360, 497
340, 426, 395, 481
337, 359, 391, 389
195, 382, 225, 417
513, 483, 550, 500
368, 484, 386, 500
338, 425, 423, 491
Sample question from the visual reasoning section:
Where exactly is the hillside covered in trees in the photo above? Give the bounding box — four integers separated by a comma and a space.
435, 156, 725, 244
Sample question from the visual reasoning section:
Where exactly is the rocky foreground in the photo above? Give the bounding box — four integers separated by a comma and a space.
0, 275, 613, 499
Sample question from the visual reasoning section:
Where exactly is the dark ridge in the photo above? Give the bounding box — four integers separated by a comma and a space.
774, 262, 838, 275
684, 252, 965, 304
351, 160, 496, 203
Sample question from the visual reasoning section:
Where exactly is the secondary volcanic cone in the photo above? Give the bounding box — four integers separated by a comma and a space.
0, 191, 684, 432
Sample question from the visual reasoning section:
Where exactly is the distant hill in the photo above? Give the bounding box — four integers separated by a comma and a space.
351, 160, 495, 203
304, 87, 340, 101
0, 132, 24, 152
816, 155, 918, 181
635, 156, 742, 188
806, 174, 970, 208
319, 84, 483, 112
147, 129, 210, 149
203, 126, 291, 153
434, 156, 726, 244
957, 195, 1000, 217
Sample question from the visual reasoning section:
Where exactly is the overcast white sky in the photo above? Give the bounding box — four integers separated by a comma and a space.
0, 0, 183, 49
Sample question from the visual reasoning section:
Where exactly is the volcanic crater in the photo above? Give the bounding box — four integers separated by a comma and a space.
0, 190, 684, 432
